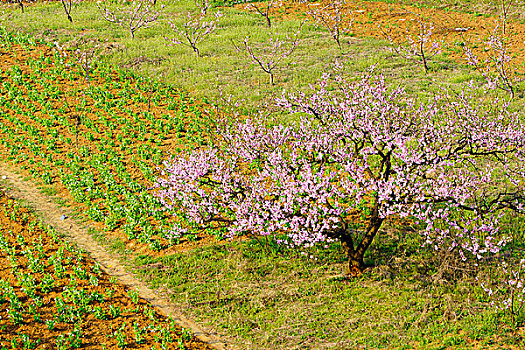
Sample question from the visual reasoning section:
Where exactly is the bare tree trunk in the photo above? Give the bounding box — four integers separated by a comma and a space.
340, 214, 384, 276
420, 42, 428, 73
192, 45, 200, 57
342, 241, 365, 276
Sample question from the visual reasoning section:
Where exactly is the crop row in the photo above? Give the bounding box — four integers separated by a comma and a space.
0, 28, 219, 253
0, 188, 209, 349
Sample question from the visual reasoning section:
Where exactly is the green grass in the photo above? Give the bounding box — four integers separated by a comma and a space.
38, 184, 58, 197
133, 234, 513, 349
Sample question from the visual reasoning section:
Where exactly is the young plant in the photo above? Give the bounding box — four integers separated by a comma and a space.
303, 0, 352, 49
40, 273, 55, 293
383, 18, 442, 73
108, 304, 121, 318
114, 323, 127, 349
97, 0, 163, 39
154, 72, 525, 276
45, 319, 56, 331
18, 334, 38, 349
68, 326, 83, 348
133, 322, 146, 344
7, 307, 23, 325
180, 328, 192, 341
177, 338, 187, 350
464, 22, 523, 100
92, 305, 107, 320
233, 27, 301, 85
165, 9, 221, 57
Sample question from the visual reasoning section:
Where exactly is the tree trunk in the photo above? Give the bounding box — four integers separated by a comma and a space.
340, 216, 384, 277
347, 248, 365, 276
341, 238, 365, 276
193, 45, 200, 57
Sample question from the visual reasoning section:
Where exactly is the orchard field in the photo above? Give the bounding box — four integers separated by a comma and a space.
0, 0, 525, 349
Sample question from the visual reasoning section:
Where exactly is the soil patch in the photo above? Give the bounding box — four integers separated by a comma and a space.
238, 0, 525, 70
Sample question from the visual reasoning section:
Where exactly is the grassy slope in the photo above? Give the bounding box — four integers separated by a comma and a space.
0, 0, 482, 113
0, 0, 524, 349
135, 238, 515, 349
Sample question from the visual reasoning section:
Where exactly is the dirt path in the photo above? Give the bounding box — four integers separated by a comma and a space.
0, 162, 237, 350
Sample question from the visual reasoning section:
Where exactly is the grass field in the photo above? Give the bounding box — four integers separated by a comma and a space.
0, 0, 525, 348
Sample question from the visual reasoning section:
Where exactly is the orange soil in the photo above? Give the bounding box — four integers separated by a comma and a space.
238, 0, 525, 71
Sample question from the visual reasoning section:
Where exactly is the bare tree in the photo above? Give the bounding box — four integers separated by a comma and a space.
241, 0, 282, 28
233, 27, 301, 85
165, 9, 221, 57
97, 0, 163, 39
60, 0, 83, 23
303, 0, 353, 49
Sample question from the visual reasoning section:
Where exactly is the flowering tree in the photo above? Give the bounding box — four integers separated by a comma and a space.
233, 28, 301, 85
60, 0, 82, 23
165, 9, 221, 57
382, 19, 442, 73
464, 22, 523, 100
154, 73, 525, 276
53, 39, 99, 83
97, 0, 163, 39
304, 0, 352, 49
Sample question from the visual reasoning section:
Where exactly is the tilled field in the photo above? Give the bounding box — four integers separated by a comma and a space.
0, 188, 211, 349
0, 30, 218, 258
